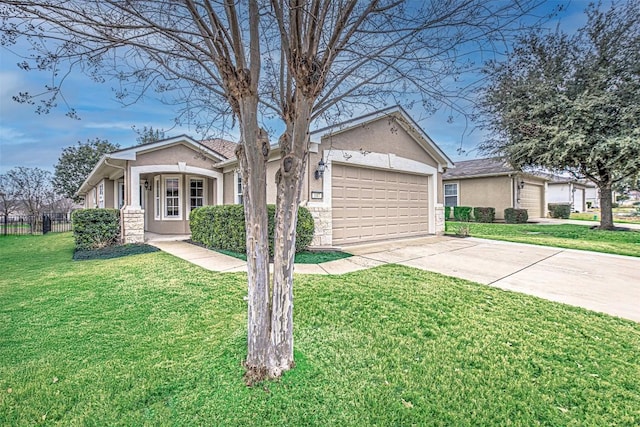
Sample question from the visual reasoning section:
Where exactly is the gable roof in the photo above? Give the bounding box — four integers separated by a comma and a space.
443, 157, 515, 179
76, 135, 234, 196
200, 138, 238, 160
310, 105, 454, 168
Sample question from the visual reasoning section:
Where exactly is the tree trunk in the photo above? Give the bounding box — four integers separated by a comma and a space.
237, 96, 273, 377
598, 182, 615, 230
270, 96, 313, 377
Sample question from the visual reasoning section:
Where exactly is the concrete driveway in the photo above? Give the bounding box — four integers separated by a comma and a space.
344, 236, 640, 323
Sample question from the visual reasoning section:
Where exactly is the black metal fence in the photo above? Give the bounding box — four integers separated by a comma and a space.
0, 213, 73, 236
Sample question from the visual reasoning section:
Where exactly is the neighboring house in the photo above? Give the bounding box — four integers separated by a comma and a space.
76, 106, 453, 246
545, 175, 588, 212
442, 157, 547, 220
584, 181, 600, 209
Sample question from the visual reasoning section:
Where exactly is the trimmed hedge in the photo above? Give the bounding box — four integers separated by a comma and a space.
504, 208, 528, 224
444, 206, 452, 220
453, 206, 473, 221
71, 208, 121, 250
473, 207, 495, 223
548, 203, 571, 219
190, 204, 315, 255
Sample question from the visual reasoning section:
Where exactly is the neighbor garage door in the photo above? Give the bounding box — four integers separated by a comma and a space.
520, 182, 544, 218
331, 164, 429, 245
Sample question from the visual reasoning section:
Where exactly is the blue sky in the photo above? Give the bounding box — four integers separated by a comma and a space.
0, 1, 592, 175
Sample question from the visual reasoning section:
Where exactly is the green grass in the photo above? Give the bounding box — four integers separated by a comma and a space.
570, 211, 640, 224
1, 234, 639, 426
446, 222, 640, 257
217, 248, 352, 264
73, 243, 160, 260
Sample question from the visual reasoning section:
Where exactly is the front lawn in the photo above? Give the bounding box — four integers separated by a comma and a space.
446, 222, 640, 257
1, 234, 639, 425
217, 248, 352, 264
571, 211, 640, 224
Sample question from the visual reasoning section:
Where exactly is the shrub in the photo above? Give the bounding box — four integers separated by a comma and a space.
504, 208, 528, 224
473, 207, 495, 223
453, 206, 473, 221
190, 204, 315, 255
444, 206, 452, 220
611, 202, 619, 208
548, 203, 571, 219
71, 208, 120, 250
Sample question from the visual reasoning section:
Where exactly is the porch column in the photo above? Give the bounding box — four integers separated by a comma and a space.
122, 168, 144, 243
121, 208, 145, 244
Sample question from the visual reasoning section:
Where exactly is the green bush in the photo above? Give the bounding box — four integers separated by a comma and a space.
444, 206, 452, 220
190, 204, 315, 255
453, 206, 473, 221
71, 208, 121, 250
548, 203, 571, 219
473, 207, 495, 223
504, 208, 528, 224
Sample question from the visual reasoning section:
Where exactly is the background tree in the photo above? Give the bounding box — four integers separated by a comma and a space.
479, 1, 640, 229
134, 126, 166, 145
2, 0, 550, 380
0, 173, 19, 217
53, 138, 120, 202
5, 167, 56, 216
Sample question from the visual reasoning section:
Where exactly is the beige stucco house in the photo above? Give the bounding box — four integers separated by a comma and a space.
442, 157, 548, 220
77, 106, 453, 247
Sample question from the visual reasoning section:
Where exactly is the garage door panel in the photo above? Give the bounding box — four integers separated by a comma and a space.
332, 164, 430, 245
520, 183, 544, 218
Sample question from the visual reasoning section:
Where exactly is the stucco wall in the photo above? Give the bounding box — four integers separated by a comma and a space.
450, 175, 513, 220
135, 143, 218, 169
319, 118, 439, 168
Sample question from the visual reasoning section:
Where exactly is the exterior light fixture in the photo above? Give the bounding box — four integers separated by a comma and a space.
518, 180, 525, 190
315, 159, 326, 180
144, 179, 151, 191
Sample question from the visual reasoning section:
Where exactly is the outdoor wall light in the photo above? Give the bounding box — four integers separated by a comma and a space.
314, 159, 326, 180
144, 179, 151, 191
518, 180, 525, 190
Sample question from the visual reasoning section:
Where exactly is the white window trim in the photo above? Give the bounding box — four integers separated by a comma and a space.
187, 176, 207, 217
98, 183, 105, 208
154, 176, 161, 220
162, 175, 183, 221
235, 171, 243, 205
444, 182, 459, 207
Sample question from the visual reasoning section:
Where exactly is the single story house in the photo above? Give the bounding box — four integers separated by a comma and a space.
545, 175, 588, 212
442, 157, 547, 220
77, 106, 453, 247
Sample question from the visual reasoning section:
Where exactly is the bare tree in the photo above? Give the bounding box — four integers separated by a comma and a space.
1, 0, 550, 380
0, 173, 19, 217
4, 167, 55, 216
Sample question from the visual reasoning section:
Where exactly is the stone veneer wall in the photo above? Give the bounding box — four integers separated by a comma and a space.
306, 205, 333, 247
435, 205, 445, 235
121, 208, 145, 244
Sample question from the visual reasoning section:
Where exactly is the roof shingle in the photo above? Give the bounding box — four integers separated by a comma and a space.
443, 157, 516, 179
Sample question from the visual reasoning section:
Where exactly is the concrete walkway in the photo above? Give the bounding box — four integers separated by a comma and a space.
150, 237, 640, 323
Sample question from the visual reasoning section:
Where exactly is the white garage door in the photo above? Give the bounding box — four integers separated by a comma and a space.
573, 188, 585, 212
331, 164, 430, 245
520, 182, 544, 218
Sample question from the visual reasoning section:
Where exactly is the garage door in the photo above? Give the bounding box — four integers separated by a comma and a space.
331, 164, 429, 245
520, 182, 544, 218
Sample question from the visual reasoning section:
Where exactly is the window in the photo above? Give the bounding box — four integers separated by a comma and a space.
190, 178, 204, 211
235, 172, 243, 204
117, 181, 125, 209
154, 176, 160, 220
165, 177, 180, 218
98, 183, 104, 208
444, 183, 458, 207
